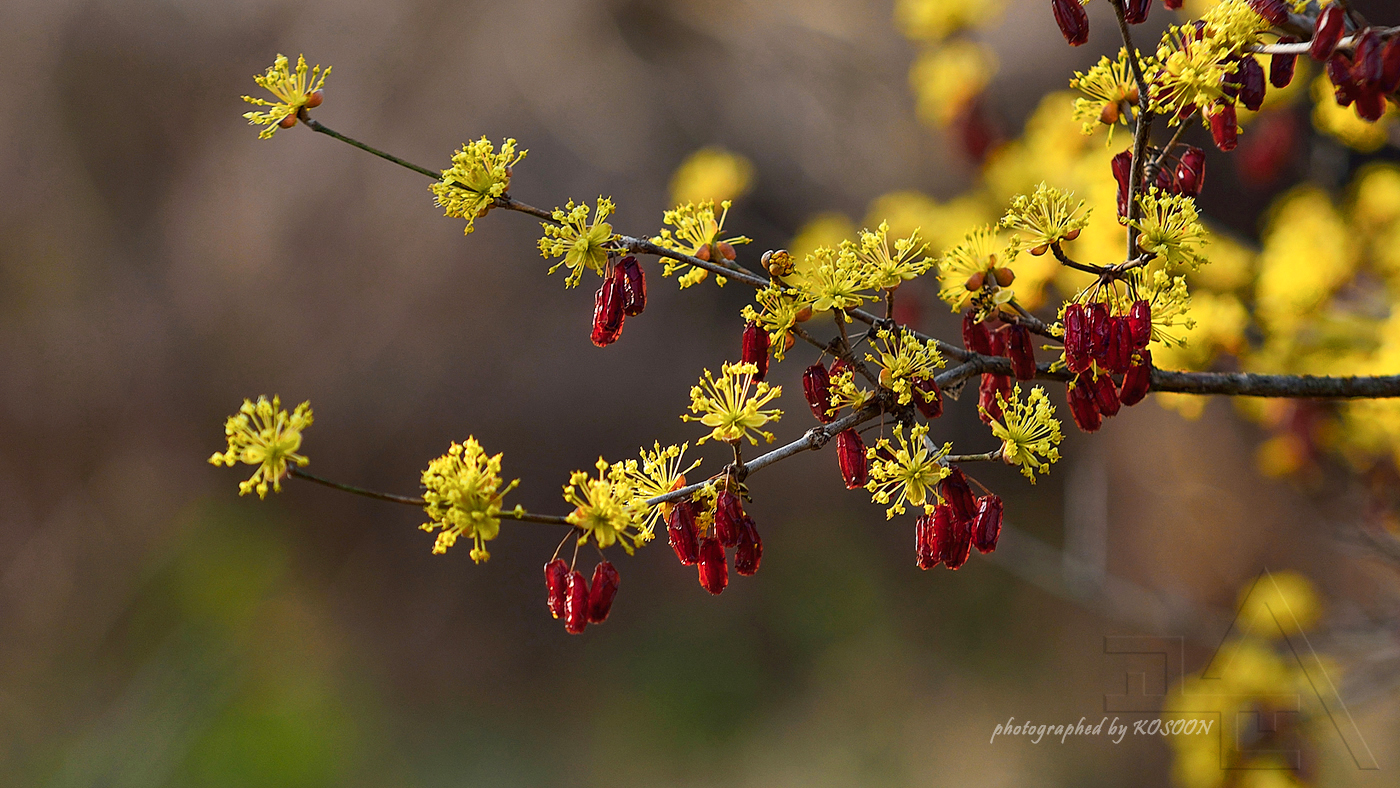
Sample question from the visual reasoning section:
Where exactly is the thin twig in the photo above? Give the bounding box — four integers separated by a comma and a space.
302, 118, 440, 179
288, 467, 574, 525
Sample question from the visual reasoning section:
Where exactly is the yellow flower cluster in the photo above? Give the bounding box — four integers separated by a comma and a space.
539, 197, 617, 287
613, 442, 700, 535
208, 396, 313, 498
741, 284, 811, 362
1070, 49, 1143, 143
1131, 189, 1209, 269
1147, 0, 1272, 126
420, 438, 520, 561
432, 137, 527, 235
865, 423, 950, 518
241, 54, 329, 139
682, 362, 783, 445
669, 148, 754, 206
936, 224, 1023, 312
984, 384, 1063, 482
1000, 183, 1090, 252
562, 459, 651, 554
652, 200, 751, 288
866, 328, 945, 406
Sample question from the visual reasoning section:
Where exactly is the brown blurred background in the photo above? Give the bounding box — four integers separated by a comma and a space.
0, 0, 1397, 785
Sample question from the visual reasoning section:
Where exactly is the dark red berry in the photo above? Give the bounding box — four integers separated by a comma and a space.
1128, 299, 1152, 349
742, 321, 770, 381
615, 255, 646, 316
1356, 85, 1388, 121
1382, 36, 1400, 94
836, 429, 868, 489
1090, 369, 1121, 417
1246, 0, 1289, 27
734, 516, 762, 576
1006, 323, 1036, 380
545, 559, 568, 619
714, 490, 744, 548
587, 561, 620, 623
591, 277, 625, 347
697, 536, 728, 594
912, 375, 944, 419
1238, 56, 1266, 112
1270, 37, 1299, 88
972, 494, 1004, 554
1310, 4, 1345, 62
803, 362, 836, 423
915, 513, 940, 570
1050, 0, 1089, 47
1067, 377, 1103, 433
941, 466, 978, 523
979, 373, 1013, 424
666, 499, 700, 565
963, 310, 992, 355
1087, 301, 1112, 362
564, 570, 589, 634
1112, 150, 1133, 218
938, 504, 973, 570
1354, 30, 1385, 87
1174, 147, 1206, 198
1124, 0, 1150, 25
1208, 103, 1238, 152
1119, 348, 1152, 406
1327, 52, 1359, 106
1109, 317, 1134, 374
1064, 303, 1091, 373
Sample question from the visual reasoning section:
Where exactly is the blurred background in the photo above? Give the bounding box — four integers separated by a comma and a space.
2, 0, 1399, 785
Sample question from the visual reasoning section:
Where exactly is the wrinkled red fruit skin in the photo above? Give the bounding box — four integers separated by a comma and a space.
1006, 324, 1036, 380
979, 373, 1013, 424
1247, 0, 1288, 27
1119, 349, 1152, 406
591, 277, 626, 347
1064, 303, 1091, 373
1067, 378, 1103, 433
1088, 302, 1111, 362
564, 570, 589, 634
1090, 370, 1121, 417
1383, 36, 1400, 94
1129, 299, 1152, 349
1124, 0, 1150, 25
545, 559, 569, 619
742, 321, 771, 381
1310, 4, 1345, 62
913, 376, 944, 419
1050, 0, 1089, 47
1209, 104, 1238, 152
1271, 37, 1299, 88
836, 429, 868, 489
1238, 56, 1266, 112
941, 466, 978, 523
1174, 147, 1205, 198
735, 516, 762, 576
1108, 317, 1134, 374
697, 537, 728, 594
1164, 0, 1182, 8
587, 562, 620, 623
972, 494, 1004, 554
1355, 86, 1388, 122
1354, 30, 1384, 87
615, 255, 646, 316
937, 504, 973, 570
962, 310, 992, 355
803, 362, 836, 423
714, 490, 744, 548
1112, 150, 1133, 218
915, 513, 940, 569
666, 499, 700, 565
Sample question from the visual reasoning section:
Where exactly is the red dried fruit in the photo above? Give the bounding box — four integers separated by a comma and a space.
986, 325, 1006, 357
1006, 323, 1036, 380
564, 570, 589, 634
912, 375, 944, 419
1128, 299, 1152, 349
734, 516, 762, 576
1164, 0, 1182, 8
666, 499, 701, 565
962, 310, 992, 355
1238, 56, 1266, 112
972, 494, 1004, 554
1220, 57, 1244, 102
979, 373, 1013, 424
1246, 0, 1288, 27
836, 429, 868, 489
1112, 150, 1133, 218
1310, 4, 1345, 62
1124, 0, 1150, 25
1050, 0, 1089, 47
615, 255, 646, 316
742, 321, 771, 381
1108, 317, 1134, 374
1354, 30, 1384, 87
938, 504, 973, 570
697, 537, 728, 594
1090, 369, 1121, 417
1271, 37, 1299, 88
1087, 301, 1112, 362
591, 277, 626, 347
1355, 85, 1388, 122
1064, 303, 1091, 373
545, 559, 569, 619
1119, 348, 1152, 406
803, 362, 836, 423
915, 513, 940, 569
1208, 103, 1238, 152
941, 466, 978, 523
1383, 36, 1400, 94
587, 561, 620, 623
1327, 52, 1359, 106
1174, 147, 1206, 198
714, 490, 744, 548
1067, 377, 1103, 433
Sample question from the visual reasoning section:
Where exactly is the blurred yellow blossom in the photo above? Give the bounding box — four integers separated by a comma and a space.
909, 40, 997, 128
420, 438, 520, 561
669, 147, 754, 206
209, 395, 312, 499
432, 137, 526, 235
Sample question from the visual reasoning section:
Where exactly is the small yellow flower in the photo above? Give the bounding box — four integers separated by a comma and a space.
208, 395, 313, 498
1070, 49, 1144, 143
866, 328, 945, 406
1147, 27, 1231, 123
563, 458, 651, 554
420, 438, 520, 561
1131, 189, 1209, 269
828, 367, 875, 414
431, 138, 527, 235
865, 423, 950, 518
802, 246, 871, 316
653, 200, 752, 288
849, 221, 935, 290
682, 361, 783, 445
1000, 183, 1091, 250
985, 384, 1063, 482
1143, 270, 1196, 347
614, 442, 701, 536
241, 54, 330, 139
937, 224, 1022, 311
741, 284, 811, 362
539, 197, 617, 287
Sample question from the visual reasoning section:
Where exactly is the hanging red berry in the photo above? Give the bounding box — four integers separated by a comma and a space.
697, 536, 728, 594
1111, 150, 1133, 218
803, 362, 836, 423
587, 562, 620, 623
1128, 299, 1152, 349
916, 513, 940, 570
836, 429, 868, 489
963, 310, 992, 355
735, 516, 763, 576
1310, 4, 1346, 62
1246, 0, 1288, 26
1006, 323, 1036, 380
979, 373, 1013, 424
666, 499, 701, 565
742, 321, 771, 381
591, 277, 625, 347
1270, 36, 1299, 88
615, 255, 646, 316
544, 559, 568, 619
1382, 36, 1400, 94
941, 466, 978, 523
1124, 0, 1150, 25
938, 504, 973, 570
1208, 104, 1238, 152
564, 569, 590, 634
1087, 302, 1112, 362
972, 494, 1004, 554
1067, 377, 1103, 433
1173, 147, 1205, 198
714, 489, 745, 548
1064, 303, 1091, 373
1119, 349, 1152, 406
1238, 56, 1266, 112
1050, 0, 1089, 47
1090, 369, 1122, 417
912, 375, 944, 419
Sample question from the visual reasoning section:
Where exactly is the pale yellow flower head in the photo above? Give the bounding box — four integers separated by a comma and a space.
866, 328, 945, 406
613, 442, 701, 535
985, 384, 1063, 482
653, 200, 751, 288
539, 197, 617, 287
1000, 183, 1091, 251
420, 438, 520, 561
865, 423, 950, 518
682, 361, 783, 445
563, 458, 651, 554
432, 138, 527, 235
241, 54, 330, 139
208, 395, 313, 498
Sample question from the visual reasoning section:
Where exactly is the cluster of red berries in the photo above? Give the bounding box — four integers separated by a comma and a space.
544, 559, 620, 634
665, 489, 762, 594
591, 255, 646, 347
1062, 300, 1153, 432
963, 311, 1036, 423
916, 466, 1003, 570
1050, 0, 1175, 49
1113, 145, 1206, 219
1313, 14, 1400, 123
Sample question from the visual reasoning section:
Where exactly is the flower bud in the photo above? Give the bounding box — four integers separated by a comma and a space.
1006, 323, 1036, 380
979, 373, 1012, 424
915, 513, 940, 569
1098, 101, 1120, 126
941, 465, 978, 523
735, 516, 762, 576
587, 561, 620, 623
1064, 303, 1091, 373
1119, 349, 1152, 406
972, 494, 1004, 554
965, 270, 986, 291
1238, 56, 1266, 112
697, 536, 728, 594
667, 499, 701, 565
1270, 37, 1299, 88
803, 362, 836, 423
762, 249, 794, 277
1087, 302, 1111, 361
564, 570, 589, 634
278, 114, 298, 129
615, 255, 646, 316
1064, 227, 1082, 241
591, 277, 626, 347
545, 559, 569, 619
836, 429, 868, 489
694, 244, 711, 262
1310, 4, 1345, 62
1067, 378, 1103, 433
937, 503, 972, 570
715, 490, 744, 548
993, 267, 1016, 287
742, 321, 771, 381
1208, 103, 1238, 152
962, 310, 992, 355
1124, 0, 1150, 25
305, 90, 324, 109
1128, 299, 1152, 348
1174, 147, 1206, 198
1246, 0, 1288, 26
795, 304, 814, 323
718, 241, 737, 261
912, 375, 944, 419
1383, 36, 1400, 94
1031, 244, 1050, 256
1111, 150, 1133, 218
1050, 0, 1089, 47
1090, 369, 1121, 417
